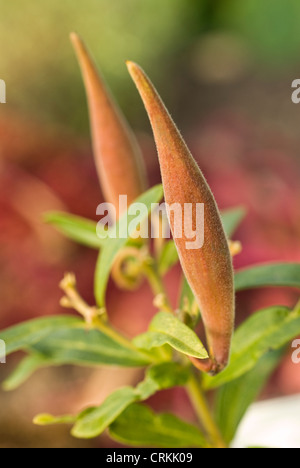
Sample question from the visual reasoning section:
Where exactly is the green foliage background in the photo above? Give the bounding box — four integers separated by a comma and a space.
2, 0, 300, 131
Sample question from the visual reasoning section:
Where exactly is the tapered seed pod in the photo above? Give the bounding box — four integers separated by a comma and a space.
127, 61, 235, 373
70, 34, 147, 218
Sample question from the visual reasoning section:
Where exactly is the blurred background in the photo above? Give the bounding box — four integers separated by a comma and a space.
1, 0, 300, 448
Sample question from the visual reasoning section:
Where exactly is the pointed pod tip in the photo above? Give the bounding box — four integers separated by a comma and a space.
69, 33, 95, 78
125, 60, 138, 74
69, 31, 80, 45
126, 61, 152, 98
126, 60, 146, 77
69, 32, 86, 57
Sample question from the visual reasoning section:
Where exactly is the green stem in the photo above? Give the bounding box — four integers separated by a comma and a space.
186, 372, 226, 448
59, 272, 156, 362
93, 317, 160, 363
94, 318, 137, 350
91, 316, 162, 363
142, 257, 225, 448
143, 260, 173, 313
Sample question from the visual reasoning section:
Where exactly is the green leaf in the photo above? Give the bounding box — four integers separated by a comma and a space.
221, 207, 246, 238
235, 263, 300, 291
72, 387, 138, 439
94, 184, 164, 307
34, 413, 76, 426
215, 348, 284, 444
109, 403, 207, 448
30, 325, 153, 368
73, 362, 190, 439
158, 240, 179, 275
0, 315, 81, 355
2, 353, 54, 391
203, 305, 300, 389
136, 362, 190, 400
133, 311, 208, 359
44, 211, 106, 248
145, 362, 190, 389
1, 319, 153, 390
35, 362, 189, 438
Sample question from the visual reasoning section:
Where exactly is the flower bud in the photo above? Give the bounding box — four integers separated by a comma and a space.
70, 34, 147, 218
127, 61, 235, 372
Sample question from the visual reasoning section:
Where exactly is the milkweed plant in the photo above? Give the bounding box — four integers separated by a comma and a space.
1, 34, 300, 448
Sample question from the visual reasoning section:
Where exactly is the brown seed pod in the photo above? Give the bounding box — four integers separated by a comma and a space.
70, 34, 147, 219
127, 61, 235, 373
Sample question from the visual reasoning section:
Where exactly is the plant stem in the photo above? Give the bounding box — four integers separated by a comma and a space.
143, 256, 226, 448
143, 259, 173, 313
93, 318, 159, 362
59, 272, 107, 323
59, 272, 156, 362
94, 318, 137, 350
186, 372, 226, 448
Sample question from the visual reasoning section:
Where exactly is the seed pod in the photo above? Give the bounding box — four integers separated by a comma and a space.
127, 61, 235, 373
70, 34, 147, 218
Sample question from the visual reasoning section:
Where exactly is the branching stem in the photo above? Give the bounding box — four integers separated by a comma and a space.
59, 272, 153, 357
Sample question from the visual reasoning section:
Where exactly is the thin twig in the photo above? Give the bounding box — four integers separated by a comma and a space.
186, 372, 227, 448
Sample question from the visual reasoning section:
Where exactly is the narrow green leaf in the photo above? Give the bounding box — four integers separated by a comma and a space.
0, 316, 80, 355
221, 207, 246, 238
2, 353, 53, 391
44, 211, 106, 248
1, 318, 152, 390
94, 185, 164, 307
215, 348, 284, 444
158, 240, 179, 275
203, 305, 300, 389
36, 362, 189, 437
145, 362, 190, 389
136, 362, 190, 400
109, 403, 207, 448
133, 311, 208, 359
235, 263, 300, 291
79, 363, 189, 432
31, 325, 153, 368
72, 387, 138, 439
34, 413, 76, 426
